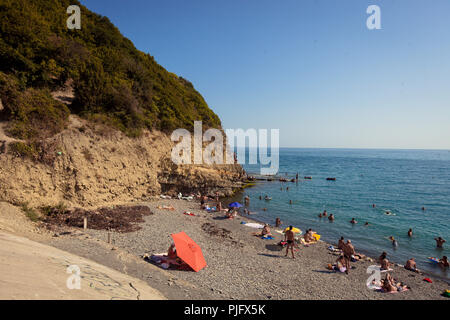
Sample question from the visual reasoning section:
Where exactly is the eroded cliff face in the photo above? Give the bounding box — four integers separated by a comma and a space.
0, 115, 244, 209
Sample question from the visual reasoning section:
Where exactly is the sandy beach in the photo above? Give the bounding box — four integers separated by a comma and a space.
43, 198, 448, 300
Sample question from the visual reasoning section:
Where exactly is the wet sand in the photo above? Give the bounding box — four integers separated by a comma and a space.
45, 198, 448, 300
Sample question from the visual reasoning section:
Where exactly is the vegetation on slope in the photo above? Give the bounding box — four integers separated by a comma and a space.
0, 0, 221, 141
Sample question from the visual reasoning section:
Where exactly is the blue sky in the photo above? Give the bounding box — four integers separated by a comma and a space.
80, 0, 450, 149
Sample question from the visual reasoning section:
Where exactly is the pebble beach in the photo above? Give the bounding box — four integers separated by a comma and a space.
46, 198, 449, 300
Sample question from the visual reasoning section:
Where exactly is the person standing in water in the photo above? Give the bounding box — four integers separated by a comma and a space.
435, 237, 446, 248
275, 217, 282, 227
284, 226, 296, 259
408, 229, 413, 237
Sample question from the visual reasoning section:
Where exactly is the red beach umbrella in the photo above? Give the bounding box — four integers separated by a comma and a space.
171, 231, 207, 272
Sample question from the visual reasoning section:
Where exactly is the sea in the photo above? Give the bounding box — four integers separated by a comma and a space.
231, 148, 449, 281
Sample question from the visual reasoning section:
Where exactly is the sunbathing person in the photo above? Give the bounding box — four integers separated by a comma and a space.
379, 252, 390, 270
382, 273, 408, 292
405, 258, 419, 272
261, 225, 272, 236
335, 255, 347, 272
304, 229, 315, 243
167, 243, 177, 259
381, 273, 397, 292
327, 255, 347, 273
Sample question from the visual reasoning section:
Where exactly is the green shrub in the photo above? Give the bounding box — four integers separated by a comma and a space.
21, 202, 40, 222
0, 0, 222, 139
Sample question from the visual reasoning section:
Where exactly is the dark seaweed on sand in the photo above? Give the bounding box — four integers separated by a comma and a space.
44, 205, 152, 233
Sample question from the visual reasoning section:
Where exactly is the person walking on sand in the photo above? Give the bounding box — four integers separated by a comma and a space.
342, 240, 355, 274
405, 258, 419, 272
379, 252, 390, 270
435, 237, 446, 248
284, 226, 295, 259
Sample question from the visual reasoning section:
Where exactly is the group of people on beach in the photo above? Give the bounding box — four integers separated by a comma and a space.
195, 192, 449, 279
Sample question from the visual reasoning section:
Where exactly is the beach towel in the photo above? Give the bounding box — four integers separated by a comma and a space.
261, 235, 274, 240
243, 223, 264, 229
183, 211, 195, 216
160, 195, 171, 199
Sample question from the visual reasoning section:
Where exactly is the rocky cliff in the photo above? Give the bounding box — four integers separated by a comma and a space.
0, 115, 244, 209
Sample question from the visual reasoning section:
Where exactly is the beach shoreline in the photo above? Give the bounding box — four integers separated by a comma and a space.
42, 197, 448, 300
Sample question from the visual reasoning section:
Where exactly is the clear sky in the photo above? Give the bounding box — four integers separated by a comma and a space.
80, 0, 450, 149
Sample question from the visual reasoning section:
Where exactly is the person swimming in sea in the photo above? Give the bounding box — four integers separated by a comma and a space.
364, 222, 369, 226
322, 210, 327, 217
350, 218, 357, 224
389, 236, 398, 247
408, 228, 413, 237
439, 256, 449, 269
328, 214, 335, 221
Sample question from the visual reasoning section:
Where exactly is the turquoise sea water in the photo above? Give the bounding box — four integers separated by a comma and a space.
237, 148, 450, 280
